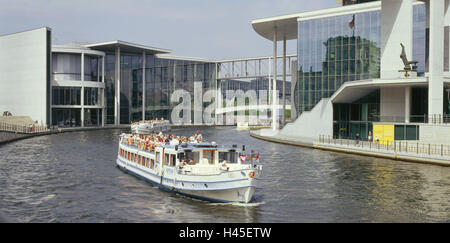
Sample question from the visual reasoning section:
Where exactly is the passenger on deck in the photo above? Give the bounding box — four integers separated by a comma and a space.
189, 134, 196, 142
221, 160, 229, 171
170, 135, 179, 145
188, 159, 195, 165
178, 159, 187, 169
195, 130, 203, 141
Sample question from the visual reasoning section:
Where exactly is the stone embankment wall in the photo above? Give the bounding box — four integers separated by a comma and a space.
0, 131, 31, 145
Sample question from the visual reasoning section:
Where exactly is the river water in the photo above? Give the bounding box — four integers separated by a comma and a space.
0, 127, 449, 223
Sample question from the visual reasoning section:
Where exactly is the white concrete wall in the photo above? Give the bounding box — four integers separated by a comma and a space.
278, 98, 333, 139
0, 28, 50, 125
380, 87, 405, 119
419, 124, 450, 145
428, 0, 445, 117
381, 0, 413, 79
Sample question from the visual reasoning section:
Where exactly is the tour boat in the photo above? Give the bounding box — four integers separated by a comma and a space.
116, 133, 262, 203
131, 119, 170, 134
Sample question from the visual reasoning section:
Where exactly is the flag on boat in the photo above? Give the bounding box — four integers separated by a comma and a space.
239, 154, 246, 162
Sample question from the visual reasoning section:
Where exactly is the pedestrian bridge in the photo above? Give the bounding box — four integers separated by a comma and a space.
216, 54, 296, 80
215, 104, 291, 114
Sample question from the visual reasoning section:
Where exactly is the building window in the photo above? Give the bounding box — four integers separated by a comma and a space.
52, 108, 81, 127
84, 55, 102, 82
52, 53, 81, 81
84, 108, 102, 127
52, 87, 81, 105
84, 87, 100, 106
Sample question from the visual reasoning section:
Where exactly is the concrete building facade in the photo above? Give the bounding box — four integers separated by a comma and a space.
0, 28, 218, 128
0, 27, 51, 126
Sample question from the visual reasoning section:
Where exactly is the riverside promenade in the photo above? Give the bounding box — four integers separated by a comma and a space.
250, 129, 450, 167
0, 125, 130, 145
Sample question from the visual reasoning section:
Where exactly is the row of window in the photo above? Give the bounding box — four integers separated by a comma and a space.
52, 87, 101, 106
52, 53, 103, 82
119, 148, 156, 169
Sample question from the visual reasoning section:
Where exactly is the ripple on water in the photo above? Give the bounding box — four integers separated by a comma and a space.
0, 127, 449, 222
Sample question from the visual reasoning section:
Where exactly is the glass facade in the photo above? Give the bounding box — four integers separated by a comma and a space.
120, 55, 143, 124
51, 108, 81, 127
104, 54, 116, 124
103, 53, 217, 125
413, 4, 426, 76
52, 87, 81, 106
144, 57, 216, 122
51, 50, 105, 128
52, 53, 81, 81
296, 4, 426, 115
333, 89, 380, 139
220, 78, 291, 101
84, 108, 102, 126
84, 55, 102, 82
84, 87, 101, 106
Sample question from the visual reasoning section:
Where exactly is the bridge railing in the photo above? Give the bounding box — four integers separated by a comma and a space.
0, 121, 50, 134
318, 135, 450, 158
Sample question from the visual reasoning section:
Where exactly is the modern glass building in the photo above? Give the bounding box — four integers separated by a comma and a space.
252, 0, 450, 145
0, 29, 221, 128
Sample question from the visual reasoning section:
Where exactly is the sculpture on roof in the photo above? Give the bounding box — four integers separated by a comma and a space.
400, 43, 418, 72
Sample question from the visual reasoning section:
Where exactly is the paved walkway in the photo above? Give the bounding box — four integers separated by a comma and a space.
250, 129, 450, 167
250, 128, 315, 147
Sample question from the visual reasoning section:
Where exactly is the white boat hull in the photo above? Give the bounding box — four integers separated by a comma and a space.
116, 156, 259, 203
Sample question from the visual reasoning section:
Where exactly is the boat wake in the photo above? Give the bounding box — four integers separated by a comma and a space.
210, 201, 265, 207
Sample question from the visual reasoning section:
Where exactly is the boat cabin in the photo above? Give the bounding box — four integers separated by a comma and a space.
155, 143, 242, 168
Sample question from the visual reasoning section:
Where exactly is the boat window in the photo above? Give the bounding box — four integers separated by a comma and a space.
179, 151, 199, 165
169, 154, 176, 167
150, 159, 154, 169
164, 154, 170, 166
156, 152, 160, 163
219, 151, 237, 164
203, 150, 215, 165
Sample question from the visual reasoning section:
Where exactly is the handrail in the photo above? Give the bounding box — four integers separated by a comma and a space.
318, 135, 450, 158
0, 121, 50, 134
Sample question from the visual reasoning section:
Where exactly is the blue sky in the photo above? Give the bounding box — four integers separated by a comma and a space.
0, 0, 338, 60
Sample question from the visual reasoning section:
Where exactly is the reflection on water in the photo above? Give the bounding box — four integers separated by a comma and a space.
0, 127, 449, 222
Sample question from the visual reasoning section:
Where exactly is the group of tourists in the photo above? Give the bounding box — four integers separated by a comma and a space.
125, 130, 204, 152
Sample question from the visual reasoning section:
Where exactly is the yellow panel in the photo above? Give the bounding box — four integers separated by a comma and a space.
383, 125, 394, 145
373, 124, 394, 145
373, 124, 384, 144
